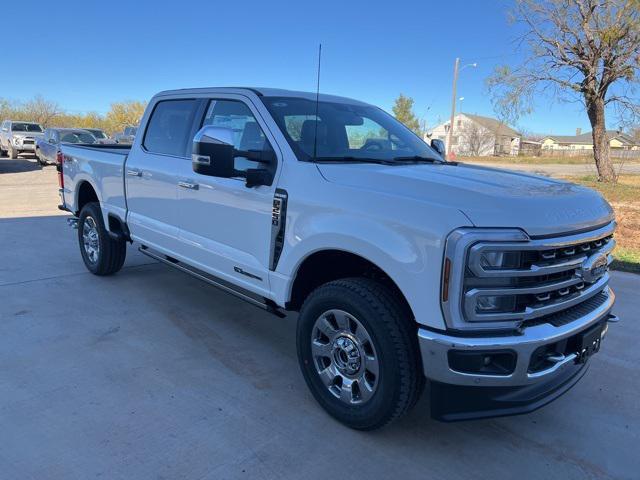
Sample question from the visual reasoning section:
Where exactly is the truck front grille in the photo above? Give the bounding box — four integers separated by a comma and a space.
441, 222, 616, 332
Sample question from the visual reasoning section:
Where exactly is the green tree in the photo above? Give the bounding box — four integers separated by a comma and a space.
488, 0, 640, 182
392, 94, 421, 135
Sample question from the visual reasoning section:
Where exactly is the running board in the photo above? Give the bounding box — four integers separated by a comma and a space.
138, 246, 286, 318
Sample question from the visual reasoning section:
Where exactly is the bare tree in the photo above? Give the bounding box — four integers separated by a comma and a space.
459, 121, 495, 156
23, 95, 62, 127
488, 0, 640, 182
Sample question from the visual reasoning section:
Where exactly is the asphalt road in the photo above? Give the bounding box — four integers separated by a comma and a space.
1, 157, 638, 479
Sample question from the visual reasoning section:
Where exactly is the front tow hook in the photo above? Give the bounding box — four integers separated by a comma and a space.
607, 314, 620, 323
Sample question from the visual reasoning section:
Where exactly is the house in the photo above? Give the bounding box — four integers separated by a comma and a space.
541, 130, 640, 151
426, 113, 521, 157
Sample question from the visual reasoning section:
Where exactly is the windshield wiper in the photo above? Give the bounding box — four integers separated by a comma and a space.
312, 156, 397, 165
392, 155, 442, 164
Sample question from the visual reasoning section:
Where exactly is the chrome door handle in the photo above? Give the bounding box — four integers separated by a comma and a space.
127, 169, 142, 177
178, 181, 199, 190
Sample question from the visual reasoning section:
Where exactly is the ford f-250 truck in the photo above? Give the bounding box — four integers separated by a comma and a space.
58, 87, 619, 430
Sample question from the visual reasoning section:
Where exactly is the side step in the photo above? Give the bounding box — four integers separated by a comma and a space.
138, 246, 286, 318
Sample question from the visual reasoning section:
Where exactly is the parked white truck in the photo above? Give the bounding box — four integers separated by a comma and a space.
59, 87, 619, 429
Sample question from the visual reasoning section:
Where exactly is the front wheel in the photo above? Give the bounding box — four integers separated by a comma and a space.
78, 202, 127, 275
8, 145, 18, 159
297, 278, 424, 430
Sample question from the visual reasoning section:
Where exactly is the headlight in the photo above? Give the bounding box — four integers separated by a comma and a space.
13, 137, 21, 145
476, 295, 516, 313
478, 251, 520, 270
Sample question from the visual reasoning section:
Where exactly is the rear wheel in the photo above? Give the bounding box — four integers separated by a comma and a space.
297, 278, 423, 430
78, 202, 127, 275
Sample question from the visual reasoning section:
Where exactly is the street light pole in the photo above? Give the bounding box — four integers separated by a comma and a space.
447, 58, 460, 158
447, 59, 477, 158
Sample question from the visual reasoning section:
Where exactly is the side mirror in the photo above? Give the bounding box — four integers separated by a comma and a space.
49, 138, 57, 144
431, 138, 446, 158
192, 126, 236, 178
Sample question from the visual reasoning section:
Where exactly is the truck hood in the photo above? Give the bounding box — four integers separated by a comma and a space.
318, 162, 614, 236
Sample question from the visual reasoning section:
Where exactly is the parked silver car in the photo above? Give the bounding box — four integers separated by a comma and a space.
0, 120, 45, 158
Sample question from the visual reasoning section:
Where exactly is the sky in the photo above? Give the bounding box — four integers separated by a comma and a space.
0, 0, 616, 135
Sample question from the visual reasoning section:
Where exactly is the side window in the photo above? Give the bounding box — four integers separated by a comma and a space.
202, 100, 273, 172
44, 129, 50, 141
143, 99, 198, 157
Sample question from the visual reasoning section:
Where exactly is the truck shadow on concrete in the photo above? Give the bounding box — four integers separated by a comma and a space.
0, 156, 45, 173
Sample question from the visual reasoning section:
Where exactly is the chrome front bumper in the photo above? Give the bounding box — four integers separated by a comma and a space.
418, 287, 616, 388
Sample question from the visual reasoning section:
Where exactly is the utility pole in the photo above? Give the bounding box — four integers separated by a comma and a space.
447, 58, 460, 158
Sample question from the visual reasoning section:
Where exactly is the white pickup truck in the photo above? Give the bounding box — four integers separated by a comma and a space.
59, 87, 619, 430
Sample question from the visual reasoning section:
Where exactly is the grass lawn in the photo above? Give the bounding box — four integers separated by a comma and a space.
463, 155, 640, 165
562, 175, 640, 273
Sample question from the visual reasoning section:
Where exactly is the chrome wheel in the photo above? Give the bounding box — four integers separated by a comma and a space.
311, 309, 379, 405
82, 216, 100, 264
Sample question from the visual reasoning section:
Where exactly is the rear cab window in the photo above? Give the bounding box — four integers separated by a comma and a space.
143, 99, 199, 157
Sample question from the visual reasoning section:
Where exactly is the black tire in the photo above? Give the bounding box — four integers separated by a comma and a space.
9, 145, 18, 159
78, 202, 127, 275
297, 278, 424, 430
35, 149, 44, 165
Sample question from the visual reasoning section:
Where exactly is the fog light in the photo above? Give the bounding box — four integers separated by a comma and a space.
477, 295, 516, 313
448, 350, 517, 375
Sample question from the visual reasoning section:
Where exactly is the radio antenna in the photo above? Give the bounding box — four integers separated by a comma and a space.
313, 43, 322, 160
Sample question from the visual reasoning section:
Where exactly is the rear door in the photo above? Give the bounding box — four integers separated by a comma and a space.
125, 98, 200, 254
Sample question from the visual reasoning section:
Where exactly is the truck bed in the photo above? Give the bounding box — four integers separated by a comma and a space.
63, 143, 131, 155
60, 143, 131, 220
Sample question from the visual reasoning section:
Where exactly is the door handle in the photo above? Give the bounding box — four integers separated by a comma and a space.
127, 169, 142, 177
178, 181, 199, 190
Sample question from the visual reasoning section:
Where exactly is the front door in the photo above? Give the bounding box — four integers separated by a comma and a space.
125, 98, 200, 254
176, 97, 279, 297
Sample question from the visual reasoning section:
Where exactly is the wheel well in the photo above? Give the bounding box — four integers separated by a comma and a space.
287, 250, 414, 318
76, 181, 99, 215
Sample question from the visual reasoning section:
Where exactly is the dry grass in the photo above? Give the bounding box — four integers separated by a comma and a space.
463, 155, 640, 165
562, 175, 640, 273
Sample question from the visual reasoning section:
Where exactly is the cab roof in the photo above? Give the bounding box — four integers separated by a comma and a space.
154, 87, 371, 106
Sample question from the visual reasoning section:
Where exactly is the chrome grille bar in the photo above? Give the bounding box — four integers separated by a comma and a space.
464, 274, 609, 322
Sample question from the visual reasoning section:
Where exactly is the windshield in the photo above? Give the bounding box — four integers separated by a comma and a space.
11, 123, 43, 133
60, 132, 96, 144
262, 96, 441, 163
86, 129, 107, 139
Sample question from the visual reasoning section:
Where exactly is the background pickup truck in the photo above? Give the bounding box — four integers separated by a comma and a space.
0, 120, 44, 158
59, 87, 619, 430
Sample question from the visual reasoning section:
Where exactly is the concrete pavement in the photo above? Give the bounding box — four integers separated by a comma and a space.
1, 157, 638, 479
